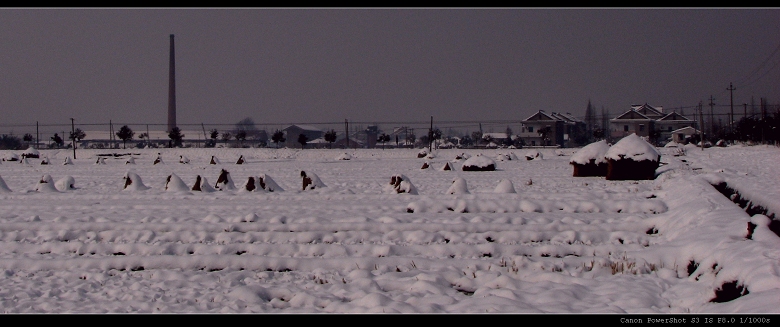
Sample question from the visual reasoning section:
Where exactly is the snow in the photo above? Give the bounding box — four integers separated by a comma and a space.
605, 133, 660, 162
0, 145, 778, 313
570, 140, 610, 165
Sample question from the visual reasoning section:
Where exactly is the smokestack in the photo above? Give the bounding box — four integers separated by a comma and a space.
167, 34, 176, 133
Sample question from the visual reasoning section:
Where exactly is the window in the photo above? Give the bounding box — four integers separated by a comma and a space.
668, 126, 673, 132
528, 126, 534, 133
624, 125, 629, 132
639, 124, 645, 132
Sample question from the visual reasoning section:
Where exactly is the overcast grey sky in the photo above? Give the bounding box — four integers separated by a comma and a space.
1, 8, 778, 132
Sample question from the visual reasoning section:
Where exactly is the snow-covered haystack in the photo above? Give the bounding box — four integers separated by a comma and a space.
425, 152, 436, 159
209, 156, 220, 165
179, 155, 190, 164
165, 173, 190, 192
664, 141, 680, 148
236, 155, 245, 165
62, 157, 73, 165
35, 175, 59, 193
22, 147, 39, 159
417, 149, 428, 158
421, 162, 430, 170
336, 153, 352, 161
494, 179, 517, 193
40, 157, 50, 165
495, 153, 511, 161
454, 153, 471, 160
4, 153, 19, 161
570, 140, 610, 177
214, 169, 237, 191
605, 133, 661, 181
258, 174, 284, 192
242, 176, 262, 192
446, 177, 470, 194
125, 157, 135, 164
55, 176, 75, 191
508, 152, 519, 160
525, 150, 542, 161
122, 172, 149, 191
461, 155, 496, 171
440, 162, 453, 171
384, 174, 418, 195
19, 158, 31, 165
95, 157, 107, 165
153, 153, 164, 165
301, 171, 326, 191
191, 175, 216, 192
0, 175, 12, 193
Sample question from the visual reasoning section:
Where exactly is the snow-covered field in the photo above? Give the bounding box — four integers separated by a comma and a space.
0, 144, 778, 313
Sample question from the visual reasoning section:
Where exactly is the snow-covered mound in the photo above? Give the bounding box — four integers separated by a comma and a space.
461, 155, 496, 171
494, 179, 517, 193
301, 171, 326, 191
62, 157, 73, 165
664, 141, 680, 148
525, 150, 542, 160
191, 175, 216, 193
384, 174, 418, 195
125, 157, 136, 164
446, 177, 470, 194
153, 153, 164, 165
122, 171, 149, 191
22, 147, 39, 158
4, 153, 19, 161
605, 133, 660, 162
55, 176, 76, 191
95, 157, 107, 165
417, 149, 428, 158
35, 175, 59, 193
214, 169, 237, 191
179, 155, 190, 164
336, 153, 352, 160
570, 140, 610, 165
439, 162, 454, 171
258, 174, 284, 192
236, 155, 245, 165
0, 175, 12, 192
18, 158, 31, 165
454, 153, 471, 160
420, 162, 430, 170
209, 156, 220, 165
40, 157, 50, 165
165, 173, 191, 192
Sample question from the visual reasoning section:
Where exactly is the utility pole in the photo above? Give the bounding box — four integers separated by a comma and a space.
743, 103, 747, 119
708, 95, 715, 139
146, 125, 150, 148
36, 121, 39, 147
344, 119, 349, 149
428, 116, 433, 153
698, 101, 704, 151
70, 118, 76, 159
727, 83, 735, 134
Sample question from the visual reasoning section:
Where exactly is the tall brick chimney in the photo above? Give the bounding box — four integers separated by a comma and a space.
167, 34, 176, 133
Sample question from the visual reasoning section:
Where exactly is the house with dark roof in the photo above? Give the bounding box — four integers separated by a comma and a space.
282, 125, 324, 148
610, 103, 695, 142
519, 110, 585, 147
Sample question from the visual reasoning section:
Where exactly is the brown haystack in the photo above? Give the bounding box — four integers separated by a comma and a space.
442, 162, 452, 171
421, 162, 430, 169
301, 171, 312, 190
192, 175, 202, 192
572, 159, 608, 177
245, 177, 256, 191
236, 155, 245, 165
606, 158, 659, 180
